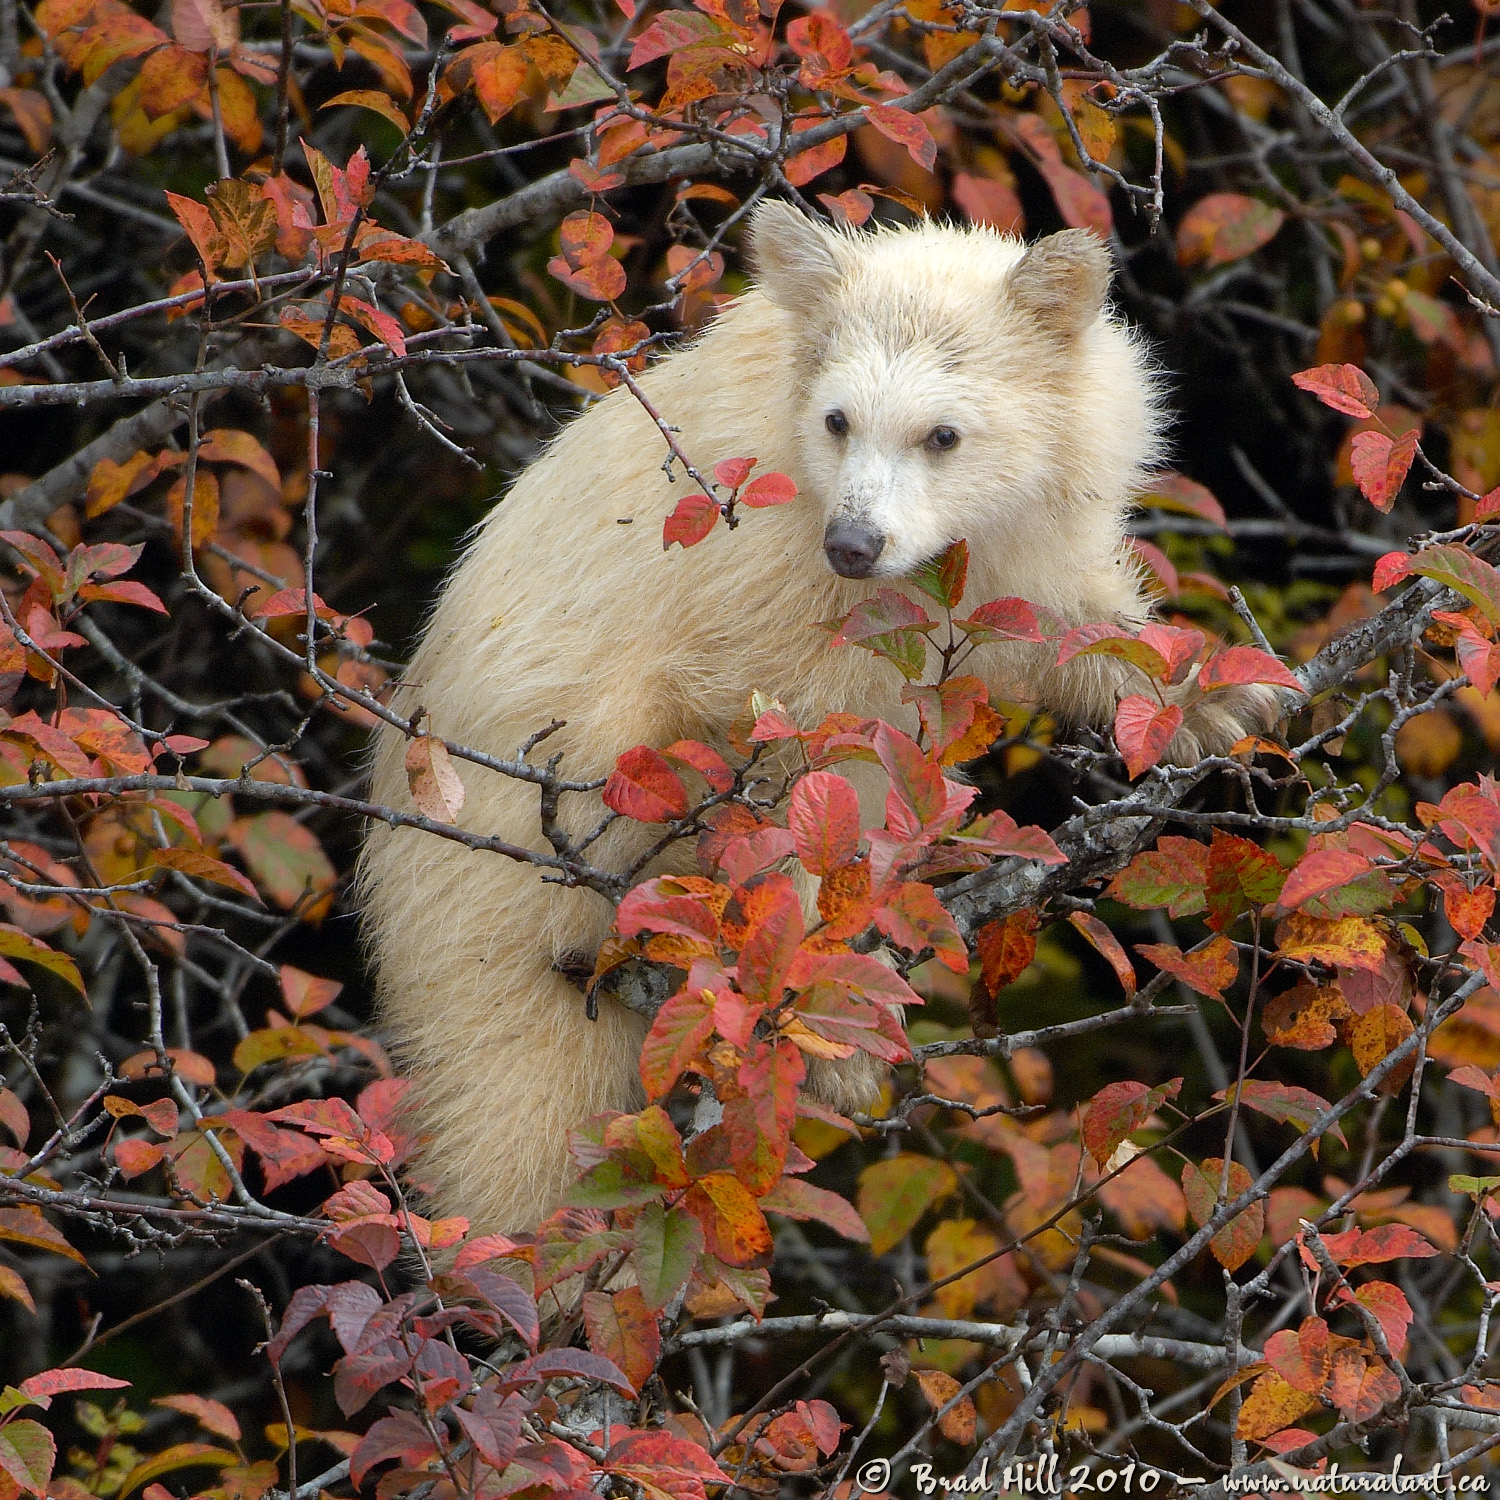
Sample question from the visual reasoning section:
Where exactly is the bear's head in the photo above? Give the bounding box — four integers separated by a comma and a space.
747, 201, 1159, 581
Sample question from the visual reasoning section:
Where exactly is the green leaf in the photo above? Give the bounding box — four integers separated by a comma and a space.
1104, 837, 1208, 917
1410, 545, 1500, 628
631, 1202, 704, 1312
0, 1420, 54, 1497
225, 813, 335, 913
1449, 1174, 1500, 1196
908, 541, 968, 609
856, 1154, 957, 1256
1205, 831, 1284, 932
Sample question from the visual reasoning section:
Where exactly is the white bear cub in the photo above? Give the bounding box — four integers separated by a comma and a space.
359, 202, 1277, 1237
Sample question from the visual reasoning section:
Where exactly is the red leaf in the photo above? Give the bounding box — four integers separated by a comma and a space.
1177, 193, 1285, 268
1306, 1222, 1439, 1269
757, 1176, 870, 1241
1346, 1280, 1413, 1350
250, 587, 340, 622
1291, 362, 1380, 419
1350, 428, 1418, 512
1114, 695, 1182, 777
1373, 551, 1412, 591
830, 588, 935, 646
1082, 1078, 1182, 1167
865, 104, 936, 172
739, 471, 798, 507
786, 11, 853, 72
788, 771, 861, 875
1142, 473, 1228, 528
351, 1412, 436, 1488
712, 456, 755, 489
958, 596, 1047, 643
153, 1395, 241, 1441
626, 9, 717, 69
639, 981, 716, 1097
951, 171, 1023, 233
494, 1343, 638, 1394
873, 721, 946, 830
452, 1390, 525, 1472
582, 1286, 660, 1396
280, 963, 343, 1018
1277, 849, 1374, 913
558, 210, 612, 268
18, 1369, 130, 1402
548, 253, 626, 301
737, 1039, 804, 1176
604, 746, 690, 823
1205, 829, 1285, 931
736, 874, 805, 1005
1198, 645, 1302, 693
606, 1430, 731, 1495
875, 881, 967, 973
662, 739, 733, 793
1265, 1317, 1332, 1394
975, 910, 1039, 997
662, 492, 720, 550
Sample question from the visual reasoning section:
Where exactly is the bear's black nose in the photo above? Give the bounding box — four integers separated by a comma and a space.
824, 521, 886, 578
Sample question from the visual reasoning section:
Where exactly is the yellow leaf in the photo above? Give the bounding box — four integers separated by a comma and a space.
1235, 1370, 1320, 1443
117, 1444, 238, 1498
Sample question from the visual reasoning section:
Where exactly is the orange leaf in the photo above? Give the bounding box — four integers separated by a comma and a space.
152, 847, 261, 900
198, 429, 280, 489
0, 88, 54, 152
137, 44, 207, 117
975, 909, 1038, 998
1236, 1370, 1320, 1442
911, 1370, 976, 1444
321, 88, 411, 132
154, 1396, 241, 1442
1182, 1158, 1264, 1272
1347, 1003, 1416, 1095
1177, 192, 1285, 268
1136, 934, 1239, 1002
1069, 910, 1136, 997
164, 470, 220, 549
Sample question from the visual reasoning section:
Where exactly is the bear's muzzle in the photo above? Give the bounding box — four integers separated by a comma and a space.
823, 519, 886, 578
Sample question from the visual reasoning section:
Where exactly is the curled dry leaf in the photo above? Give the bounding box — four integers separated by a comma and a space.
405, 735, 466, 823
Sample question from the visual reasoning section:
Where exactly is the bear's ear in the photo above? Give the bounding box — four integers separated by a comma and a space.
1006, 229, 1111, 340
749, 200, 850, 313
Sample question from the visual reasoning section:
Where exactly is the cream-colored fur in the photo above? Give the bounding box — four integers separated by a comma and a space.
359, 206, 1276, 1235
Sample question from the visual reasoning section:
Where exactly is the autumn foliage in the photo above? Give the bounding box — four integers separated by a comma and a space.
10, 0, 1500, 1494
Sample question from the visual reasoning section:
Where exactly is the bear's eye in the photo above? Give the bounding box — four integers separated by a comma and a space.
825, 410, 849, 438
925, 426, 959, 452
